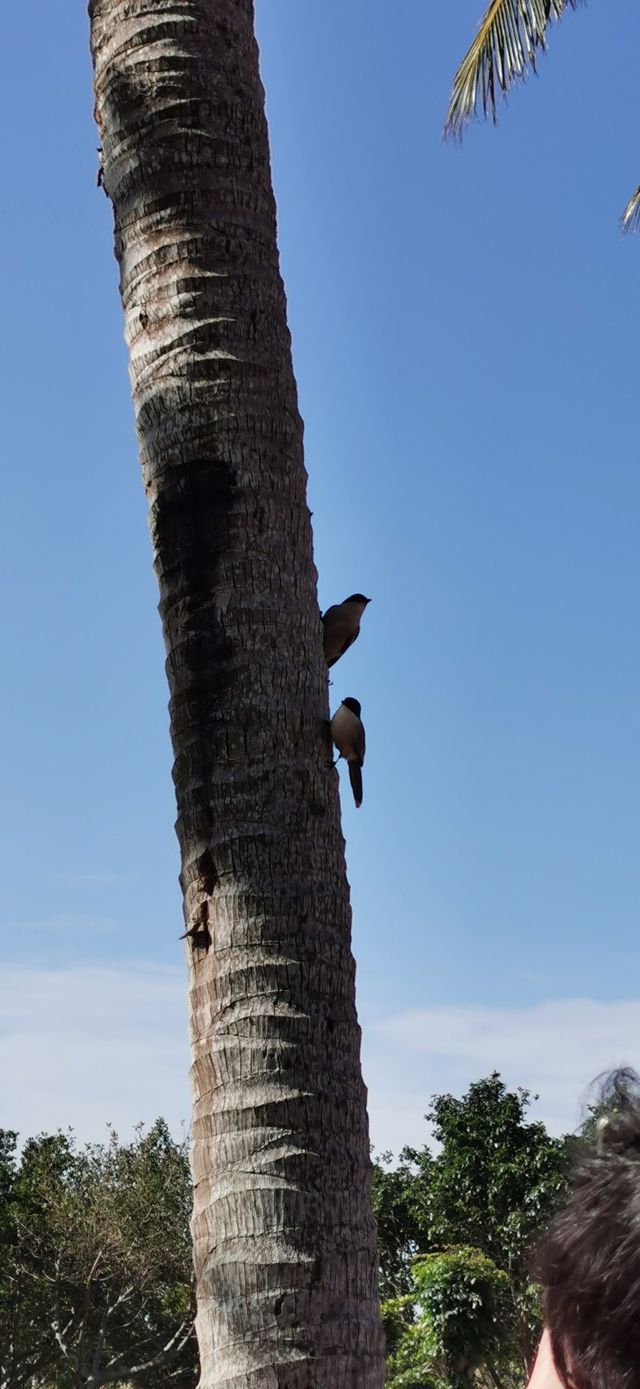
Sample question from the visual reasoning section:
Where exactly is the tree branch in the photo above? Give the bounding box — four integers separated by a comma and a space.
91, 1284, 135, 1379
51, 1259, 79, 1368
93, 1318, 194, 1386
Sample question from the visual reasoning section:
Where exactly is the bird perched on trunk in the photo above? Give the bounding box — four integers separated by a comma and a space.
322, 594, 371, 668
330, 697, 366, 808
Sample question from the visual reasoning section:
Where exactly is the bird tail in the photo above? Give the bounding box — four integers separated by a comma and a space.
349, 760, 363, 809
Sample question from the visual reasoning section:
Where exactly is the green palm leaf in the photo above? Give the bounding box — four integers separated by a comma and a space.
445, 0, 582, 140
621, 185, 640, 235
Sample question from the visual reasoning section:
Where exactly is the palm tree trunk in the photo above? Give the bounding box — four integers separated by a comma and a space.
88, 1, 383, 1385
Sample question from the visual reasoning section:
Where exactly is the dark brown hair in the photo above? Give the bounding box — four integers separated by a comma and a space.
537, 1070, 640, 1389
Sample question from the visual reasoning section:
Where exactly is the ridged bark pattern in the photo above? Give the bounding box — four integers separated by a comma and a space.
89, 2, 384, 1385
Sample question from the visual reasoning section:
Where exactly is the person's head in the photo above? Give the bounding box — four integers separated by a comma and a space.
537, 1069, 640, 1389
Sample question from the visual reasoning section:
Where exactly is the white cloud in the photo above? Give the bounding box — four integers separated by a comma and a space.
363, 998, 640, 1154
1, 964, 191, 1141
4, 965, 640, 1160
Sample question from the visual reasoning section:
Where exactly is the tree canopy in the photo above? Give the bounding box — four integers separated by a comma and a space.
373, 1074, 575, 1385
0, 1078, 577, 1387
0, 1121, 196, 1389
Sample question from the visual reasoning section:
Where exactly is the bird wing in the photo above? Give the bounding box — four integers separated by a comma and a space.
327, 631, 356, 669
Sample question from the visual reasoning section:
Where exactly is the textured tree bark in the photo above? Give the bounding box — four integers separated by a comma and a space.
88, 2, 384, 1385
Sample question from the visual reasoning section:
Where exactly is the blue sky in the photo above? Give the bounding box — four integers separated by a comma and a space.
2, 1, 640, 1150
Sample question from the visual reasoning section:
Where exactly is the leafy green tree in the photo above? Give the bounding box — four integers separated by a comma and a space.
385, 1247, 512, 1389
372, 1149, 429, 1298
0, 1121, 196, 1389
445, 0, 640, 229
374, 1075, 572, 1370
0, 1128, 60, 1388
418, 1076, 570, 1282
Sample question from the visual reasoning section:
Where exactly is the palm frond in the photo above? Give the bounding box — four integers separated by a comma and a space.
445, 0, 582, 140
621, 185, 640, 235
